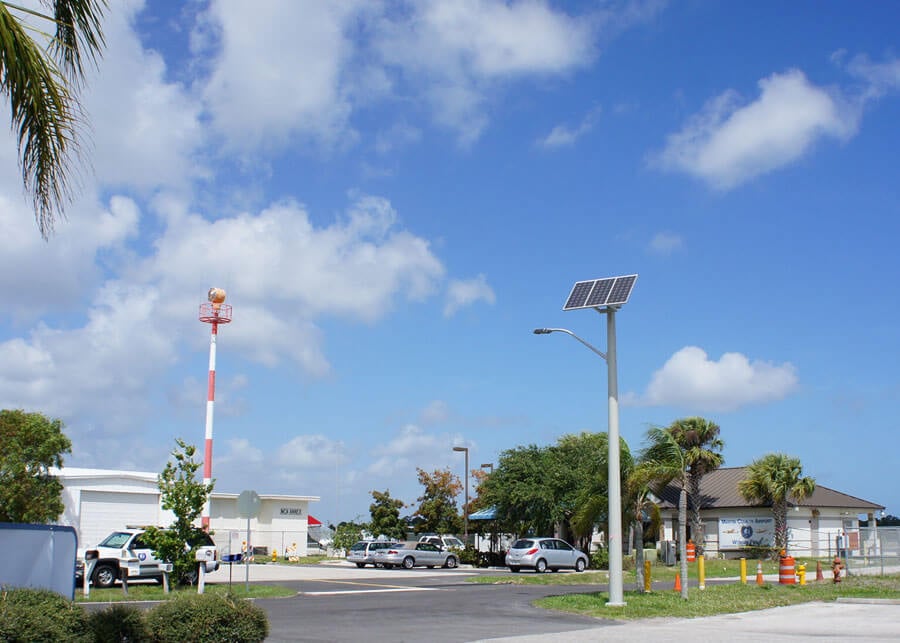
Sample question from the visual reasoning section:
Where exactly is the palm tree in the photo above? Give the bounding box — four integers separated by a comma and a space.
668, 417, 724, 553
623, 462, 660, 594
738, 453, 816, 555
640, 426, 689, 599
0, 0, 107, 239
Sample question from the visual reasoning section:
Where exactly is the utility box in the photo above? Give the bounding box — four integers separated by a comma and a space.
661, 540, 677, 566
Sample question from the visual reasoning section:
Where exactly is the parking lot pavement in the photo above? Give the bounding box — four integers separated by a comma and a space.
478, 600, 900, 642
204, 561, 477, 582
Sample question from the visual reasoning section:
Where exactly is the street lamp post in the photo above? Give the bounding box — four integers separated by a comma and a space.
453, 446, 469, 543
533, 273, 636, 608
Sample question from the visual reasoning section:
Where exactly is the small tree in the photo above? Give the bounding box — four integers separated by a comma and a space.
0, 409, 71, 523
368, 490, 406, 541
331, 521, 367, 554
141, 439, 214, 585
413, 468, 462, 535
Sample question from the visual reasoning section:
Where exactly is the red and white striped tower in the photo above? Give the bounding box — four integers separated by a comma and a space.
199, 288, 232, 531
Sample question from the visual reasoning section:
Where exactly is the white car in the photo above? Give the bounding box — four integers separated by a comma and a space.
418, 534, 465, 550
505, 537, 588, 573
77, 528, 219, 588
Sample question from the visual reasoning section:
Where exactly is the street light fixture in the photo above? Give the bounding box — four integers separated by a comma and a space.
534, 273, 637, 608
480, 463, 494, 474
453, 446, 469, 543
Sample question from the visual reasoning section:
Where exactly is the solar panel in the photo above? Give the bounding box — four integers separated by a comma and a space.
564, 280, 595, 310
562, 274, 638, 310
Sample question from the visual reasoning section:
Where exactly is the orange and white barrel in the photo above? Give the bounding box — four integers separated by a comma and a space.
779, 556, 796, 584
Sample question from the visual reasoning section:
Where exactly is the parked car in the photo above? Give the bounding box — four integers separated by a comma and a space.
346, 540, 400, 568
76, 528, 219, 588
505, 537, 588, 573
373, 541, 459, 569
417, 534, 465, 550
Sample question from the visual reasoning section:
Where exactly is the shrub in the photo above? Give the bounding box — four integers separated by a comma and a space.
145, 592, 268, 643
0, 587, 91, 642
457, 545, 481, 566
89, 603, 148, 642
590, 547, 608, 570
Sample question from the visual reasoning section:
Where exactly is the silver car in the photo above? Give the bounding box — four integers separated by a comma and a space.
346, 540, 399, 568
373, 541, 459, 569
505, 537, 588, 573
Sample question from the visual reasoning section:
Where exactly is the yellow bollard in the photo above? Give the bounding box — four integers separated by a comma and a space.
698, 555, 705, 590
644, 560, 652, 592
798, 563, 806, 586
740, 557, 747, 584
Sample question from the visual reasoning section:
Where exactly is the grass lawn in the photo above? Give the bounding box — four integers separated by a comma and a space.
535, 575, 900, 619
75, 582, 296, 603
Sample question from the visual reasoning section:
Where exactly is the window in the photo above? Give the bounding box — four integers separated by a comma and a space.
554, 540, 573, 551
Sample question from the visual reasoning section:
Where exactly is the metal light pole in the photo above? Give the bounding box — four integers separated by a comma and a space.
533, 270, 636, 608
453, 446, 469, 543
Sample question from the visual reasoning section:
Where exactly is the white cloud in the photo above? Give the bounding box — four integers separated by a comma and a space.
630, 346, 798, 412
276, 434, 347, 469
844, 54, 900, 100
647, 231, 684, 256
653, 69, 859, 189
420, 400, 451, 425
367, 423, 465, 478
538, 106, 602, 148
197, 0, 359, 152
444, 274, 496, 316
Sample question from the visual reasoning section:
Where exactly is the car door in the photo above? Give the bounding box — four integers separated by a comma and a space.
552, 539, 576, 568
130, 534, 160, 576
415, 542, 440, 566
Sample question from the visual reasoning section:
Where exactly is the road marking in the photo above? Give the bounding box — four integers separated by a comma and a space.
302, 587, 440, 596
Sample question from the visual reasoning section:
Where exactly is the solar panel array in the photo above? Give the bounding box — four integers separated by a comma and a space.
563, 274, 637, 310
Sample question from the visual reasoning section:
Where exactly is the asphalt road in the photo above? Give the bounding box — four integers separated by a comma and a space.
255, 567, 607, 643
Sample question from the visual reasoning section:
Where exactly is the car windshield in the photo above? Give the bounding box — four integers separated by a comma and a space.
349, 542, 368, 552
445, 538, 464, 548
510, 539, 534, 549
98, 532, 133, 548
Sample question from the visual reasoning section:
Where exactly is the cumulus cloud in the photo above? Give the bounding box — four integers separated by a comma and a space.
843, 54, 900, 100
537, 106, 602, 148
276, 434, 348, 469
653, 69, 859, 189
647, 231, 684, 256
367, 424, 464, 478
629, 346, 798, 412
444, 274, 496, 316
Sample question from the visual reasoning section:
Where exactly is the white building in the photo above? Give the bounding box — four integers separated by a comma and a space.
53, 468, 320, 557
654, 466, 884, 558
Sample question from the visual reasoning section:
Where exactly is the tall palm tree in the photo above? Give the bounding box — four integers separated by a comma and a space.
640, 426, 689, 599
0, 0, 107, 239
668, 417, 724, 553
623, 462, 660, 594
738, 453, 816, 555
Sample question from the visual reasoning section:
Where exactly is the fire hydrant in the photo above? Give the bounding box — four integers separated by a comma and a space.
832, 556, 844, 583
272, 549, 278, 562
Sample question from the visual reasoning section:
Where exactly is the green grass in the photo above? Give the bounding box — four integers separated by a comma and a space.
75, 582, 296, 603
536, 575, 900, 619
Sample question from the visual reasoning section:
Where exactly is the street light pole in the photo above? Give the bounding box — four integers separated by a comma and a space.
453, 446, 469, 543
534, 317, 626, 607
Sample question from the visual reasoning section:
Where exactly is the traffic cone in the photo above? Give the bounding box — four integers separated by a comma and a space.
673, 573, 682, 591
815, 560, 824, 581
756, 561, 764, 586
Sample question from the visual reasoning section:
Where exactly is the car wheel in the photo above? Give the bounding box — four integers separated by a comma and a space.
535, 559, 547, 573
575, 558, 586, 572
92, 563, 118, 588
402, 556, 415, 569
355, 563, 365, 568
444, 556, 458, 569
509, 566, 520, 573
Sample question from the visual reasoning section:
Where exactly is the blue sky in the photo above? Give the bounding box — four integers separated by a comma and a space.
1, 1, 898, 527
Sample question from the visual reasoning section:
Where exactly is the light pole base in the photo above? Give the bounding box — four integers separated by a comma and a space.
605, 601, 627, 607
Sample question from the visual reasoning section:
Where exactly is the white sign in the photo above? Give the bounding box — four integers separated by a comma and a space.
718, 517, 775, 549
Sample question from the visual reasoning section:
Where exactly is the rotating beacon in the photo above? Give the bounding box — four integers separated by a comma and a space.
199, 288, 232, 531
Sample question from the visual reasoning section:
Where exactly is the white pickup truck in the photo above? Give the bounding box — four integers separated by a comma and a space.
77, 528, 219, 588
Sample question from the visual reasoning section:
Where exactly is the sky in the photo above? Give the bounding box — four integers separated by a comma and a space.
1, 0, 898, 528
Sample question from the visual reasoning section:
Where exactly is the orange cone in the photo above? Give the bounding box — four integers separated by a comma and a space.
756, 561, 764, 586
673, 573, 682, 591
